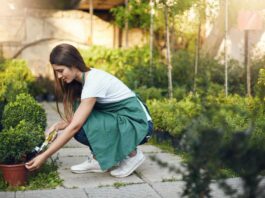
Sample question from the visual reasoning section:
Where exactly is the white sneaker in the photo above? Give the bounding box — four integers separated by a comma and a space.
110, 149, 145, 178
71, 156, 104, 173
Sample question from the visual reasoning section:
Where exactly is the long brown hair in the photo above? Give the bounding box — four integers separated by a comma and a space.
49, 43, 90, 122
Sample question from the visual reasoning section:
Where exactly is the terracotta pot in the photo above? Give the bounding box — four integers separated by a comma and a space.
0, 163, 28, 186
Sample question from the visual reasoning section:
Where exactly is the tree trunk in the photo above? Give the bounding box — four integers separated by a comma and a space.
125, 0, 129, 48
164, 5, 173, 99
149, 0, 154, 85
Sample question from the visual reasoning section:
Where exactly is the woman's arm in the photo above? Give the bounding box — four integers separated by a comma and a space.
25, 97, 96, 171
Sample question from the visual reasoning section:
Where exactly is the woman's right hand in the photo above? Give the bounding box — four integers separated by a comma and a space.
45, 120, 69, 141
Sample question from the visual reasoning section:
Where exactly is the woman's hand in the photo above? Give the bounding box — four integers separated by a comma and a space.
48, 120, 69, 133
25, 153, 47, 171
46, 120, 69, 142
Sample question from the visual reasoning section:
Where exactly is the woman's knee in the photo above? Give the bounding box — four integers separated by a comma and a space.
74, 128, 89, 146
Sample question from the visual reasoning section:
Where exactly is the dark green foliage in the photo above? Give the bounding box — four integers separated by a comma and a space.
2, 93, 47, 131
220, 129, 265, 197
171, 50, 195, 90
0, 120, 44, 164
181, 127, 224, 197
29, 75, 55, 101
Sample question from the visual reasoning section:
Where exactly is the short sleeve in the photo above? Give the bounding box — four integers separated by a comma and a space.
81, 71, 109, 99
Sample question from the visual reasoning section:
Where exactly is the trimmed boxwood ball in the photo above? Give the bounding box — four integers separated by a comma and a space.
2, 93, 47, 131
0, 120, 44, 164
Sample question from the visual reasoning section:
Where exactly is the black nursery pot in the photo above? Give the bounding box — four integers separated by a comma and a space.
154, 130, 172, 142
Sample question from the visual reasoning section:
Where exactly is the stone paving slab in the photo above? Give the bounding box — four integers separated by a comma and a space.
56, 148, 92, 157
57, 156, 144, 188
138, 144, 162, 154
0, 192, 15, 198
136, 152, 184, 182
63, 139, 88, 148
84, 183, 161, 198
16, 189, 88, 198
151, 181, 184, 198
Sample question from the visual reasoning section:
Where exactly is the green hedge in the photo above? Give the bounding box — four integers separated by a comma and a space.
147, 94, 202, 137
2, 93, 47, 131
148, 94, 264, 143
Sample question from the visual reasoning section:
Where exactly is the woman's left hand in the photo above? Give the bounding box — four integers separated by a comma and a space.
25, 154, 47, 171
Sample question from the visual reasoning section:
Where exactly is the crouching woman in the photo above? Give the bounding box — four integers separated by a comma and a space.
25, 43, 153, 178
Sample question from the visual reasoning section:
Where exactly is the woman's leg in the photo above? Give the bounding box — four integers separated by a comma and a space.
128, 121, 153, 157
71, 128, 104, 173
110, 121, 153, 177
74, 127, 93, 152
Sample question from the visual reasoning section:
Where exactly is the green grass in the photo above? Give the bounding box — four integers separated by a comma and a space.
113, 182, 127, 188
0, 158, 63, 191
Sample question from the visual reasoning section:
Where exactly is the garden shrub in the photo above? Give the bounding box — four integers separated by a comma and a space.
0, 120, 44, 164
0, 59, 34, 102
2, 93, 47, 131
205, 94, 251, 134
148, 94, 202, 137
173, 86, 188, 100
148, 93, 265, 141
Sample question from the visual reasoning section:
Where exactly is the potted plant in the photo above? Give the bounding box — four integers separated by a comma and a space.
0, 93, 46, 186
0, 120, 44, 186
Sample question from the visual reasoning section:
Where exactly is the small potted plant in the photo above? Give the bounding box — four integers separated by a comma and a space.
0, 120, 44, 186
0, 93, 46, 186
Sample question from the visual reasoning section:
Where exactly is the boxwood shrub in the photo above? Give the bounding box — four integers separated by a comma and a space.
0, 120, 44, 164
147, 94, 202, 137
2, 93, 47, 131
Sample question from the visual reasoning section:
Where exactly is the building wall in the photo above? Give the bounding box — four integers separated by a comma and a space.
0, 8, 146, 77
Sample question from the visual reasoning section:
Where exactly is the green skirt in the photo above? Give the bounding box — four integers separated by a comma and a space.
76, 97, 148, 170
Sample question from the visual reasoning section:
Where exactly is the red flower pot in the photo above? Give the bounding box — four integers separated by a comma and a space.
0, 164, 28, 186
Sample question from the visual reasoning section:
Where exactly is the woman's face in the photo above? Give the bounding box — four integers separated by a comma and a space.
52, 64, 76, 84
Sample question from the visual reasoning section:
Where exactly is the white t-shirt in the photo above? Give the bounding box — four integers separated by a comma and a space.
81, 68, 151, 121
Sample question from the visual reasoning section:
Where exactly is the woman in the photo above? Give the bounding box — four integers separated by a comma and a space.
26, 43, 153, 178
